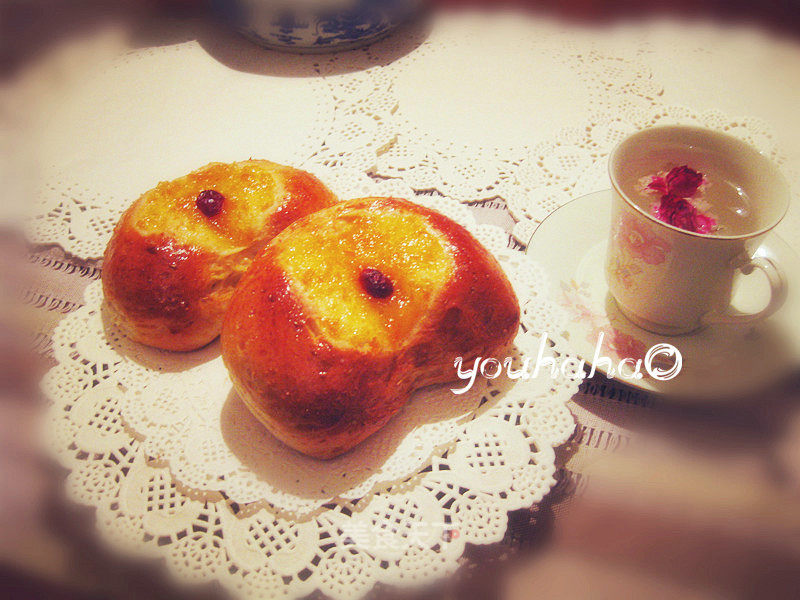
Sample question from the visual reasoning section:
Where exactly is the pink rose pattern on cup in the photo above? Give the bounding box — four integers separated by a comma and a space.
609, 205, 673, 291
607, 254, 642, 291
559, 279, 649, 368
616, 214, 672, 265
641, 165, 718, 234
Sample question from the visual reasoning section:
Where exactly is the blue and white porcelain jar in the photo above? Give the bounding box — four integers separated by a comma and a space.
211, 0, 423, 52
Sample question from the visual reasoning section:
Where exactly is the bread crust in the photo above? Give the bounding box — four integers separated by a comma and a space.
102, 160, 338, 351
221, 197, 520, 458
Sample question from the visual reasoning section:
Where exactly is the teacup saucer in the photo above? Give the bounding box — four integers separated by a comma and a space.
526, 190, 800, 400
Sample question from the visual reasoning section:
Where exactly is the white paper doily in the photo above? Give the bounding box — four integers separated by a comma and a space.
42, 185, 578, 599
310, 13, 661, 209
28, 39, 336, 258
307, 13, 798, 246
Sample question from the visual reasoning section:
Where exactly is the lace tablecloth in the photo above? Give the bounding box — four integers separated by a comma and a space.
313, 12, 800, 248
23, 36, 340, 257
24, 12, 800, 257
19, 8, 800, 600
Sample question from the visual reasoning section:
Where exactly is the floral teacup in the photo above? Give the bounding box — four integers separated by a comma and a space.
606, 126, 789, 335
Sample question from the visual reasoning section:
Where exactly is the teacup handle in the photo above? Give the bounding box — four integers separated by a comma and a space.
703, 254, 788, 326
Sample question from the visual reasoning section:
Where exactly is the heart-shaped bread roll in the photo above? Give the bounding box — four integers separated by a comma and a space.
221, 197, 520, 459
102, 160, 338, 351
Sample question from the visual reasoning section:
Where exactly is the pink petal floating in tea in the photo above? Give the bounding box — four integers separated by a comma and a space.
646, 175, 668, 195
652, 195, 717, 234
646, 165, 717, 234
665, 165, 705, 197
691, 212, 717, 234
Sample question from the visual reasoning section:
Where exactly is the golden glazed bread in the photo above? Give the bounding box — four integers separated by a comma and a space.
102, 160, 338, 351
221, 197, 520, 459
